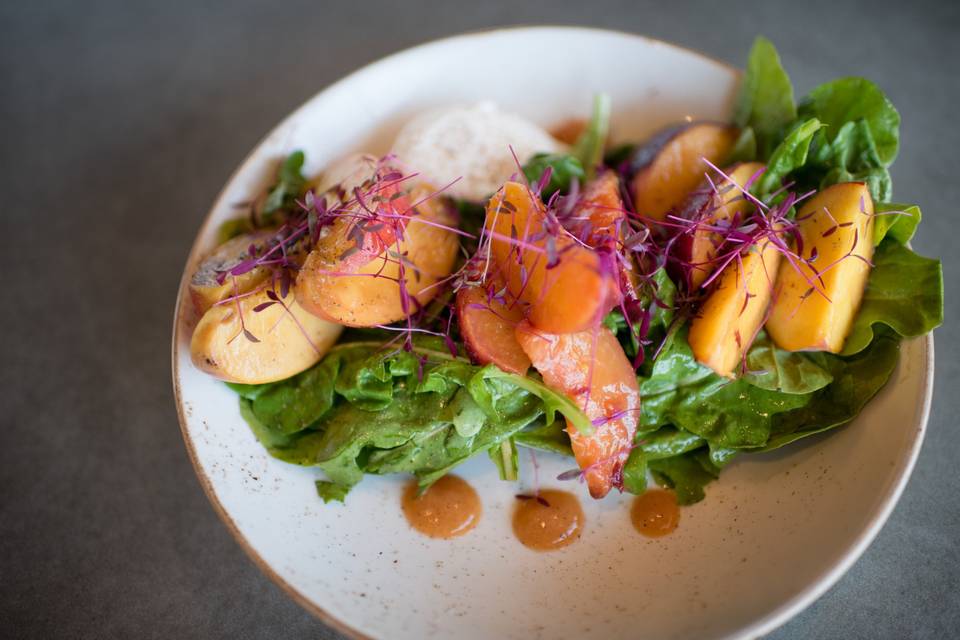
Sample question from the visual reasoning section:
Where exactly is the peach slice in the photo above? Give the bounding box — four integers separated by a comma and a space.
190, 286, 342, 384
629, 123, 738, 222
765, 182, 875, 353
189, 231, 274, 314
674, 162, 765, 291
515, 320, 640, 498
484, 182, 618, 333
687, 233, 783, 377
456, 284, 531, 375
296, 181, 460, 327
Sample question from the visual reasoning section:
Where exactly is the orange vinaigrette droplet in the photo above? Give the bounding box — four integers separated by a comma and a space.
401, 475, 481, 539
631, 490, 680, 538
512, 489, 584, 551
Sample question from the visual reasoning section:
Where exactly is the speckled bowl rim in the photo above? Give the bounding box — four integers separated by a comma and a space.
170, 25, 935, 640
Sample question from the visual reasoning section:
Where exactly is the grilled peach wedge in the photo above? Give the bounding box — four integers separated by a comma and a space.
189, 231, 274, 314
515, 320, 640, 498
629, 123, 738, 222
688, 233, 783, 378
296, 181, 460, 327
484, 182, 619, 334
456, 284, 531, 375
766, 182, 875, 352
190, 287, 342, 384
673, 162, 765, 291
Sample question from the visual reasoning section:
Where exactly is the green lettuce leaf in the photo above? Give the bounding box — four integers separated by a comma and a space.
841, 240, 944, 355
229, 343, 595, 501
811, 119, 892, 202
798, 77, 900, 166
263, 150, 307, 216
521, 153, 584, 197
639, 329, 812, 448
873, 202, 921, 246
315, 481, 351, 504
649, 450, 720, 505
734, 36, 797, 160
742, 331, 834, 394
513, 420, 574, 457
762, 327, 901, 449
474, 366, 594, 435
756, 118, 822, 197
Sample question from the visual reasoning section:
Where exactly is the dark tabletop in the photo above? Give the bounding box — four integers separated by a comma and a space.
1, 1, 957, 638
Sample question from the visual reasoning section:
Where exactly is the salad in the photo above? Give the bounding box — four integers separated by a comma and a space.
187, 37, 942, 514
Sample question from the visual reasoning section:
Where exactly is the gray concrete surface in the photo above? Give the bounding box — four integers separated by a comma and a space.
1, 1, 956, 638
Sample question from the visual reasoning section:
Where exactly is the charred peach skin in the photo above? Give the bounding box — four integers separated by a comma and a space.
515, 320, 640, 499
674, 162, 765, 291
190, 287, 342, 384
484, 182, 619, 334
456, 285, 531, 375
688, 233, 783, 378
296, 183, 459, 327
630, 123, 738, 222
189, 231, 274, 314
766, 182, 875, 353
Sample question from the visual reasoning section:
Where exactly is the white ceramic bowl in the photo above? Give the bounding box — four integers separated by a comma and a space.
172, 27, 934, 640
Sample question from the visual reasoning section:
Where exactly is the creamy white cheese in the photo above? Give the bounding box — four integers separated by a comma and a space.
390, 102, 565, 202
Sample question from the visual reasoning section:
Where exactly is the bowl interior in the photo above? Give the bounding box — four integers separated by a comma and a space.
173, 27, 932, 640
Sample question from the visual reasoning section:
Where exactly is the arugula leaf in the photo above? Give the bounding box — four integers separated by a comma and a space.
763, 327, 901, 449
734, 36, 797, 159
841, 240, 944, 355
798, 77, 900, 166
521, 153, 585, 198
756, 118, 822, 197
571, 93, 611, 179
742, 331, 834, 394
263, 150, 307, 216
873, 202, 921, 246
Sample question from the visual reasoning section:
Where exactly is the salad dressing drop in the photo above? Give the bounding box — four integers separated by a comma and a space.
512, 489, 584, 551
401, 475, 481, 539
631, 490, 680, 538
